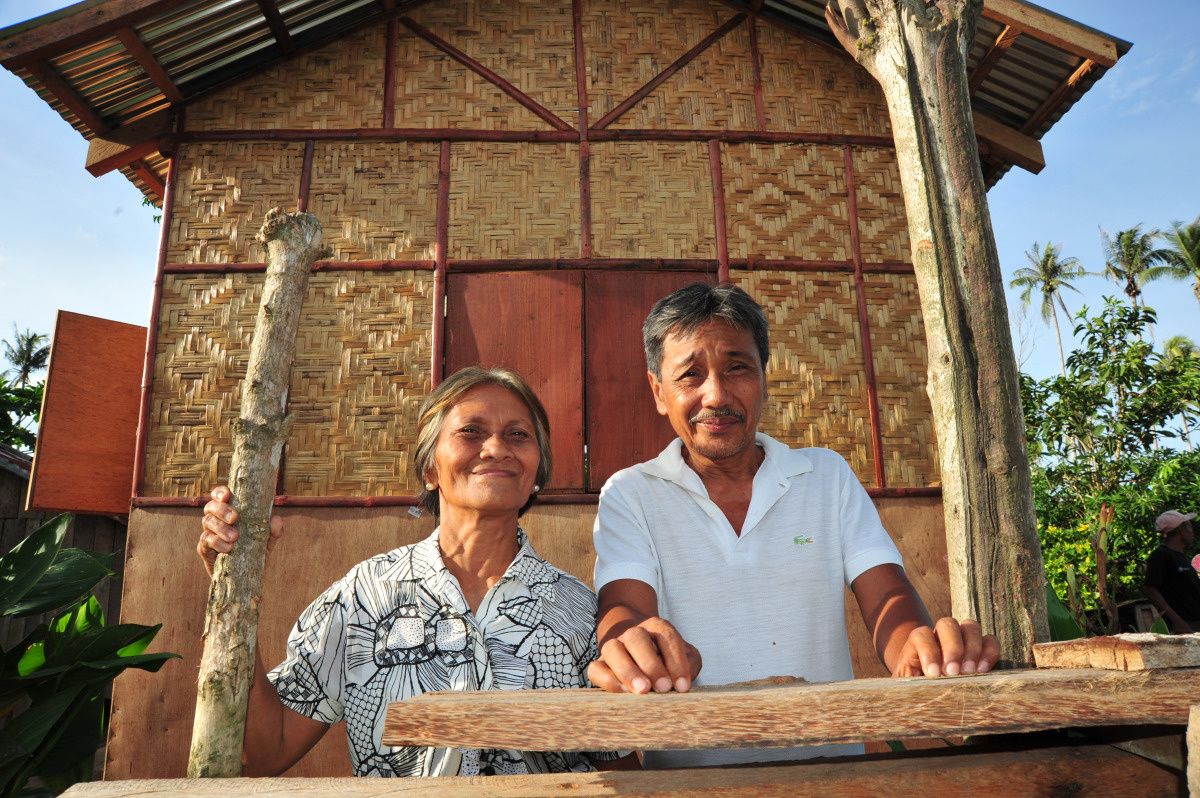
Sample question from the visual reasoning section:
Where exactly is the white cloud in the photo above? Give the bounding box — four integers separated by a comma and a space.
73, 227, 97, 244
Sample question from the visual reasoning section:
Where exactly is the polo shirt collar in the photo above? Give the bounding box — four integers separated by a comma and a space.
638, 432, 814, 488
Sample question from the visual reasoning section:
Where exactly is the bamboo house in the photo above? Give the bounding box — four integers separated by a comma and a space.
2, 0, 1127, 778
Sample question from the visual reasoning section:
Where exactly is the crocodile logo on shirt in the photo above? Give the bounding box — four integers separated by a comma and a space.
793, 535, 814, 546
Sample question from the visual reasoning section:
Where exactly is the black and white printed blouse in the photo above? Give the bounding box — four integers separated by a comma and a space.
267, 527, 611, 776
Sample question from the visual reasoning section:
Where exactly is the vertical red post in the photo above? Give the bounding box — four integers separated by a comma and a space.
749, 17, 767, 131
843, 145, 886, 489
432, 140, 450, 387
709, 139, 729, 284
131, 153, 180, 499
297, 139, 314, 212
573, 0, 592, 259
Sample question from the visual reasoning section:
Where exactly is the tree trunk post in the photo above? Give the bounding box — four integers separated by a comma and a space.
826, 0, 1049, 664
187, 209, 330, 777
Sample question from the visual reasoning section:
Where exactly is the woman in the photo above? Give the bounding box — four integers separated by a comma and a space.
199, 367, 623, 776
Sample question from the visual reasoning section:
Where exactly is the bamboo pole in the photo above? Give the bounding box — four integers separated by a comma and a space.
187, 209, 330, 777
825, 0, 1049, 663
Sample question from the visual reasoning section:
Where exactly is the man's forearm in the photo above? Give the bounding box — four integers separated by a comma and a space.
1143, 586, 1186, 629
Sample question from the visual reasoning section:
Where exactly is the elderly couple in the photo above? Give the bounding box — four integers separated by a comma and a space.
198, 282, 998, 777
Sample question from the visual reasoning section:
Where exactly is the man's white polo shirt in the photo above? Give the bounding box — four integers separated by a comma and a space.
593, 432, 903, 768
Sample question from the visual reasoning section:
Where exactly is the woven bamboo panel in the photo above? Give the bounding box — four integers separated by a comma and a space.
143, 273, 433, 497
853, 146, 911, 263
285, 273, 433, 496
757, 20, 890, 137
186, 26, 385, 131
410, 0, 577, 125
391, 26, 546, 131
167, 142, 304, 263
585, 0, 731, 124
449, 143, 580, 259
864, 273, 939, 487
308, 143, 440, 261
616, 20, 757, 130
590, 141, 715, 258
734, 269, 875, 484
724, 143, 851, 262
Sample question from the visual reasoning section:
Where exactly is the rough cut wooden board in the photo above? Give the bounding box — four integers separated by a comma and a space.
61, 744, 1181, 797
384, 667, 1200, 751
1033, 633, 1200, 670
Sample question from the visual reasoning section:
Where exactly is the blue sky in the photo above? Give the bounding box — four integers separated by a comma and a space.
0, 0, 1196, 382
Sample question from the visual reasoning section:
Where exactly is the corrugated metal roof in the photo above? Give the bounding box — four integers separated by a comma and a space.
0, 0, 1129, 199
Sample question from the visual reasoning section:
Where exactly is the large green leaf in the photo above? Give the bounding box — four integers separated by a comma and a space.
39, 623, 162, 675
1047, 584, 1085, 641
43, 597, 104, 663
5, 549, 113, 618
0, 516, 69, 615
0, 686, 80, 766
31, 691, 104, 795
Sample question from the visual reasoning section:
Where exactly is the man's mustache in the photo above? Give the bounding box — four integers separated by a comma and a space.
689, 408, 745, 424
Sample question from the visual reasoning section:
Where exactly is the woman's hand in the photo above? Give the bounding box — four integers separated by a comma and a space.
198, 485, 284, 578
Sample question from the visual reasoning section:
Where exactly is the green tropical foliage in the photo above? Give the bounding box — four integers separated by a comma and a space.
1162, 216, 1200, 307
1021, 299, 1200, 634
1, 328, 48, 389
0, 378, 41, 452
0, 515, 177, 797
1100, 225, 1174, 308
1009, 241, 1086, 374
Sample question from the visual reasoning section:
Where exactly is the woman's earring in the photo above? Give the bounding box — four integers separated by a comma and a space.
531, 484, 541, 494
424, 482, 436, 491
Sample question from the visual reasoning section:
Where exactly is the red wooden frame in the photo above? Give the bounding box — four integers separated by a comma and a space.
180, 129, 893, 147
432, 139, 450, 387
383, 17, 398, 128
709, 139, 730, 283
297, 139, 314, 211
749, 18, 767, 131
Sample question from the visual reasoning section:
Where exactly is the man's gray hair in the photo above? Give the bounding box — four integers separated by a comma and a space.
642, 283, 769, 377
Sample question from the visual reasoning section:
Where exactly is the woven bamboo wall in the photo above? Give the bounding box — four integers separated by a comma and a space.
864, 273, 939, 486
142, 272, 433, 497
853, 146, 911, 263
449, 143, 580, 259
734, 269, 875, 484
186, 26, 386, 131
309, 142, 439, 262
725, 143, 850, 261
590, 141, 716, 258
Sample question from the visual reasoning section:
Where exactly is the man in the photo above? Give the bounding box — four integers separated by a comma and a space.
1144, 510, 1200, 634
587, 283, 999, 767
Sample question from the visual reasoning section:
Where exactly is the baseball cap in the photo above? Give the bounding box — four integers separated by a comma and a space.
1156, 510, 1197, 534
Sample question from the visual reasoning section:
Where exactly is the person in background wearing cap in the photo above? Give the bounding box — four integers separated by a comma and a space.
1144, 510, 1200, 634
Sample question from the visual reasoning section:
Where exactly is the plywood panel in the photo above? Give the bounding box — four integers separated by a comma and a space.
520, 503, 597, 588
445, 271, 584, 490
844, 496, 949, 679
28, 311, 145, 514
584, 271, 716, 489
107, 507, 436, 780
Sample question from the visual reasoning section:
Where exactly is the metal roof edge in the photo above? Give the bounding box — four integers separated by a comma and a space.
0, 0, 106, 42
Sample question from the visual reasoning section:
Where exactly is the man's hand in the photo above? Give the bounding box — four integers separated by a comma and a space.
890, 617, 999, 677
198, 485, 283, 578
591, 579, 702, 693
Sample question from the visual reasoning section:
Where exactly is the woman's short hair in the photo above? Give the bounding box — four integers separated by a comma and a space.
413, 366, 552, 518
642, 282, 770, 377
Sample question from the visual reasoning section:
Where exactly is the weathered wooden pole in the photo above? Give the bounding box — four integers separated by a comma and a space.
825, 0, 1048, 663
187, 209, 329, 776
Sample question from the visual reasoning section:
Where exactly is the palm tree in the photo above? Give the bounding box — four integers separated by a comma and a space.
1162, 216, 1200, 308
1009, 242, 1086, 374
1, 326, 49, 387
1100, 225, 1173, 308
1162, 335, 1198, 451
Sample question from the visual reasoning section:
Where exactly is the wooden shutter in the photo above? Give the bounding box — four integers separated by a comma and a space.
584, 271, 716, 490
445, 271, 584, 491
27, 311, 146, 514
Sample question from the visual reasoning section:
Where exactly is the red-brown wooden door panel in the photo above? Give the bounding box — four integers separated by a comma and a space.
28, 311, 146, 515
584, 271, 716, 490
445, 271, 584, 490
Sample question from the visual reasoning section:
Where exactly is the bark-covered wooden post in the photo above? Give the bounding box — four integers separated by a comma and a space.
187, 209, 330, 777
825, 0, 1049, 663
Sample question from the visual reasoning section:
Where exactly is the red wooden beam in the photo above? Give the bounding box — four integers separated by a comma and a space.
86, 136, 162, 178
749, 18, 767, 131
572, 0, 589, 132
1, 0, 191, 69
709, 139, 730, 283
573, 0, 592, 258
447, 258, 718, 273
579, 141, 593, 258
297, 139, 314, 212
432, 140, 450, 388
968, 25, 1020, 94
131, 154, 178, 498
591, 14, 748, 130
383, 17, 398, 128
399, 16, 573, 132
1022, 58, 1096, 134
379, 0, 396, 11
843, 146, 886, 489
588, 129, 894, 147
256, 0, 293, 52
115, 27, 183, 103
182, 128, 580, 143
131, 159, 166, 198
29, 61, 109, 134
733, 257, 916, 275
163, 260, 437, 274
